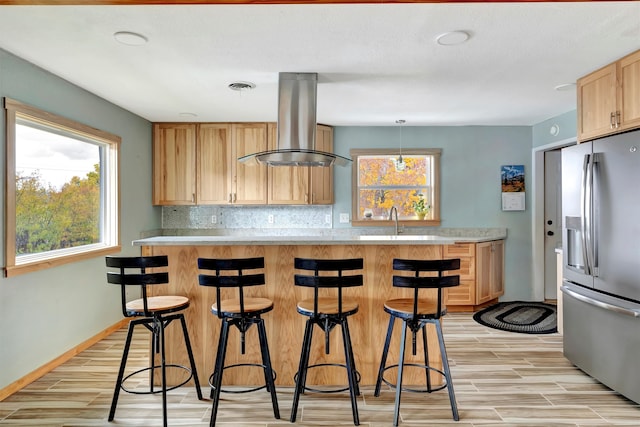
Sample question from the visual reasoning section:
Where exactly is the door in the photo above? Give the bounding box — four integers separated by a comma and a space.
592, 131, 640, 302
543, 150, 562, 299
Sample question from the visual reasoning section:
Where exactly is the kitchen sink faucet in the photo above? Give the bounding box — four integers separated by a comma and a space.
389, 206, 402, 235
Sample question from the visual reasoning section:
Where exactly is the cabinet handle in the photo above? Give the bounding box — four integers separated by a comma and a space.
228, 193, 232, 203
233, 193, 237, 203
610, 112, 616, 129
304, 193, 309, 203
192, 193, 195, 203
616, 111, 621, 128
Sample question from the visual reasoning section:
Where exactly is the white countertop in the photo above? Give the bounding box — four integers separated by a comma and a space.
133, 231, 506, 246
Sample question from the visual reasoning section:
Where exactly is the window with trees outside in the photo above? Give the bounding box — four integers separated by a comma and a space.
4, 98, 120, 277
351, 148, 440, 226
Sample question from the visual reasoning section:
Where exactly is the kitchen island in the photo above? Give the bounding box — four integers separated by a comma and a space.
133, 230, 506, 387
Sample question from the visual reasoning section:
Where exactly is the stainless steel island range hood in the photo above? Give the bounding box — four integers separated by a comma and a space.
238, 72, 351, 167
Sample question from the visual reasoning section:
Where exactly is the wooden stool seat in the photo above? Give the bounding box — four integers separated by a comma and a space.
126, 295, 189, 314
212, 297, 274, 316
297, 297, 359, 316
383, 298, 440, 319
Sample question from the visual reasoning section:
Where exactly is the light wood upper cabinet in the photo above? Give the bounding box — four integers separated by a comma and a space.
267, 123, 308, 204
154, 122, 267, 205
578, 49, 640, 141
198, 123, 232, 204
444, 240, 504, 311
311, 124, 335, 205
153, 123, 197, 205
233, 123, 268, 204
619, 50, 640, 133
267, 123, 334, 205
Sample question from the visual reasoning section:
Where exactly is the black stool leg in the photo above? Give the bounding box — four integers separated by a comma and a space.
374, 315, 396, 396
290, 318, 314, 422
343, 318, 360, 396
159, 317, 168, 427
393, 320, 409, 427
109, 320, 137, 421
421, 323, 432, 391
340, 318, 360, 425
210, 319, 231, 427
435, 320, 459, 421
257, 318, 280, 419
179, 314, 203, 400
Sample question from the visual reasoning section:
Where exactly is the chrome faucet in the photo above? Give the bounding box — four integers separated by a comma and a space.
389, 206, 400, 235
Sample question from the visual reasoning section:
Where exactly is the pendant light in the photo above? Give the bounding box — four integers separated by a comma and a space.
393, 119, 406, 171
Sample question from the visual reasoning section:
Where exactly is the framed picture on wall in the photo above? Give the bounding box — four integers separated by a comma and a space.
501, 165, 525, 211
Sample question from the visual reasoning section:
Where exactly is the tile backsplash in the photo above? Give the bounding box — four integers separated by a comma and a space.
162, 205, 333, 230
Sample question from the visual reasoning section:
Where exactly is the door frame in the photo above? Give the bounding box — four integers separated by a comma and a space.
531, 137, 575, 301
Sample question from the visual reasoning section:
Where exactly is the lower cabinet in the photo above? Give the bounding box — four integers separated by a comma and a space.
444, 240, 505, 312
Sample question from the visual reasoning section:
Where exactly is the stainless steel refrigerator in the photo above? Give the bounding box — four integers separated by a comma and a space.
561, 129, 640, 404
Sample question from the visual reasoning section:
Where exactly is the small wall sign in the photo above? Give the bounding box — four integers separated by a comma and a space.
501, 165, 525, 211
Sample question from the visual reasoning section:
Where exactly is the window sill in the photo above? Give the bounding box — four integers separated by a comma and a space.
4, 245, 121, 278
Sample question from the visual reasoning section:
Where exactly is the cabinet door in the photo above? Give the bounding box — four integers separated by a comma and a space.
152, 123, 196, 205
310, 124, 334, 204
268, 123, 309, 204
577, 63, 617, 142
475, 241, 493, 304
443, 244, 475, 306
233, 123, 268, 204
198, 124, 232, 204
490, 240, 505, 299
619, 50, 640, 132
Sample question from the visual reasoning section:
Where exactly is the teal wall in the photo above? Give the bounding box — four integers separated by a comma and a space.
334, 126, 534, 302
0, 49, 158, 390
532, 109, 577, 147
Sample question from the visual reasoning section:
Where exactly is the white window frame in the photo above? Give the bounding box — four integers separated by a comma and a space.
350, 148, 441, 227
4, 98, 120, 277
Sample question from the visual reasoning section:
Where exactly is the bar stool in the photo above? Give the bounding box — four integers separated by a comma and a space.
197, 257, 280, 427
105, 255, 203, 427
290, 257, 364, 425
374, 258, 461, 426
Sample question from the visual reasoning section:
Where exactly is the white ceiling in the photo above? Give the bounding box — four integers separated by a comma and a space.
0, 2, 639, 126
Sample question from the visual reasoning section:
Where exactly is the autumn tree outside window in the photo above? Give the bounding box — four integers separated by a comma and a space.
351, 148, 441, 227
4, 98, 120, 277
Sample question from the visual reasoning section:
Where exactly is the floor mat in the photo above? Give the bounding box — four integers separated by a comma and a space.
472, 301, 557, 334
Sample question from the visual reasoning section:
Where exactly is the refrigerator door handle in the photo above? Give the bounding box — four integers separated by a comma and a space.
580, 153, 592, 275
561, 285, 640, 318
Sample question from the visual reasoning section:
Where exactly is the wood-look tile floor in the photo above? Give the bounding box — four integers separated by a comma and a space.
1, 313, 639, 426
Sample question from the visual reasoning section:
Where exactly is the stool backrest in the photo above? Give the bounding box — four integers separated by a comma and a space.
294, 257, 364, 317
198, 257, 265, 318
392, 258, 461, 319
106, 255, 169, 318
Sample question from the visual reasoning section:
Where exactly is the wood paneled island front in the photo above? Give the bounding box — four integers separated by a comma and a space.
134, 232, 505, 388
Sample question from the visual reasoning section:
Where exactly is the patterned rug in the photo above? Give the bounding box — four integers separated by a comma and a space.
472, 301, 557, 334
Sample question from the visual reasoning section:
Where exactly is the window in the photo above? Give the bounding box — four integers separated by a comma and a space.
4, 98, 120, 277
351, 148, 440, 226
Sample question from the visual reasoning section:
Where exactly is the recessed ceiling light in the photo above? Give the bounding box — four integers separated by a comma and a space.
554, 83, 576, 91
179, 112, 198, 118
113, 31, 148, 46
228, 81, 256, 91
435, 31, 470, 46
